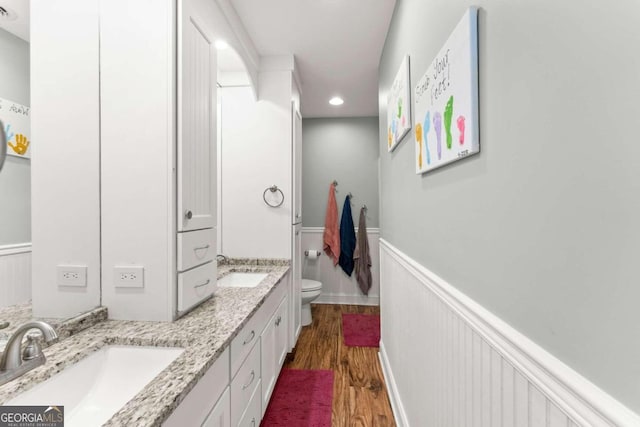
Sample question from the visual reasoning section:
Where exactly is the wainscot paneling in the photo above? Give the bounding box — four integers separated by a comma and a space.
301, 227, 379, 306
0, 244, 32, 308
379, 238, 639, 427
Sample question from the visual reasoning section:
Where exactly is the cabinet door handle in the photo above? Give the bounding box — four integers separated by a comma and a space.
242, 370, 255, 390
184, 210, 193, 220
243, 330, 255, 345
275, 315, 282, 326
251, 417, 256, 427
194, 279, 210, 289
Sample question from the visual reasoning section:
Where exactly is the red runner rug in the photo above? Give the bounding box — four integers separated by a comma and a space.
342, 313, 381, 347
261, 369, 333, 426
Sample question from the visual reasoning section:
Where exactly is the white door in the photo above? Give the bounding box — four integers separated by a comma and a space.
178, 0, 217, 232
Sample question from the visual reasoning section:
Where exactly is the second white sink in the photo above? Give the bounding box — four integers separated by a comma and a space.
4, 345, 184, 427
217, 272, 268, 288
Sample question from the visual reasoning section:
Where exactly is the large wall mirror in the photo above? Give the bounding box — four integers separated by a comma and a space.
0, 0, 31, 308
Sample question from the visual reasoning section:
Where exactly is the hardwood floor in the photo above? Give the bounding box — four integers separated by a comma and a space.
283, 304, 396, 427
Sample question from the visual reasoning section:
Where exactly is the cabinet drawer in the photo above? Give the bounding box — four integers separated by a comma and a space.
237, 379, 262, 427
178, 261, 217, 312
178, 228, 215, 272
231, 339, 261, 426
230, 279, 287, 377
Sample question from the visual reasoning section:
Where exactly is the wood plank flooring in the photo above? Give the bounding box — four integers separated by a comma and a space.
283, 304, 396, 427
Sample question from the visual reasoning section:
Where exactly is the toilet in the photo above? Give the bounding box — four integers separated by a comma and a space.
301, 279, 323, 326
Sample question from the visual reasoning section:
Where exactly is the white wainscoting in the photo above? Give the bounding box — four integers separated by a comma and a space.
379, 239, 640, 427
0, 244, 32, 308
301, 227, 379, 306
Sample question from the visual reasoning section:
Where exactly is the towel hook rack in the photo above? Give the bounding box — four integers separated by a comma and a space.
332, 180, 338, 187
263, 185, 284, 208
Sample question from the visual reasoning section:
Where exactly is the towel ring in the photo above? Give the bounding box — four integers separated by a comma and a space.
263, 185, 284, 208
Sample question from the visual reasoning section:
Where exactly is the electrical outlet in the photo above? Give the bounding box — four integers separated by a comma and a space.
114, 266, 144, 288
57, 265, 87, 287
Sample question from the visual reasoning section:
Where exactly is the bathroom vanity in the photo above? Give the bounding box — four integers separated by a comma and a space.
0, 260, 292, 427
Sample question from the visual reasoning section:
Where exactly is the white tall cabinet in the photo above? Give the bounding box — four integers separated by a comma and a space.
101, 0, 218, 321
32, 0, 218, 321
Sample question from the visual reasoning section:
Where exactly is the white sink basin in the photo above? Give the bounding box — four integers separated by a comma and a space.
217, 272, 268, 288
5, 345, 184, 427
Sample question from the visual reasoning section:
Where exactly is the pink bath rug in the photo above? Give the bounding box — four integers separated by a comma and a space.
342, 313, 380, 347
261, 369, 333, 427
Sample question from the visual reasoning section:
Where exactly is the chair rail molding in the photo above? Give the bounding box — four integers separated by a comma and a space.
379, 238, 640, 427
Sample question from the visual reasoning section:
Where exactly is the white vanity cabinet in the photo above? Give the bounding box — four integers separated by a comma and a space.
261, 293, 289, 412
166, 274, 291, 426
164, 347, 230, 427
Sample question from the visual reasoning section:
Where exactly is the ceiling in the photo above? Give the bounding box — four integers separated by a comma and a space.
0, 0, 396, 118
0, 0, 28, 41
232, 0, 396, 118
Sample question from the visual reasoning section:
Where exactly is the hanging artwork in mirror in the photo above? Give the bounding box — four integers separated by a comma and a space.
387, 55, 411, 152
0, 97, 31, 159
414, 7, 479, 173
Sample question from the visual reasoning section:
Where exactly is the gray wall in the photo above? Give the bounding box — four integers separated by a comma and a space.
0, 28, 30, 245
379, 0, 640, 413
302, 117, 379, 228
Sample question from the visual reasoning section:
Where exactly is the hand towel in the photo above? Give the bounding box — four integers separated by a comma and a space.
338, 195, 356, 276
323, 184, 340, 265
353, 207, 372, 295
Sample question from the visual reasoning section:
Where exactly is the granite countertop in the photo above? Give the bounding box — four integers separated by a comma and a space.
0, 259, 290, 426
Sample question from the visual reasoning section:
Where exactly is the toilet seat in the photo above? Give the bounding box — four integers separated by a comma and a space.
302, 279, 322, 292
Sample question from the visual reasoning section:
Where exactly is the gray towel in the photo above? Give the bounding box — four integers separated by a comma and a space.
353, 207, 372, 295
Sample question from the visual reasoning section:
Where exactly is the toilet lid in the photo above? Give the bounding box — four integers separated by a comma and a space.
302, 279, 322, 292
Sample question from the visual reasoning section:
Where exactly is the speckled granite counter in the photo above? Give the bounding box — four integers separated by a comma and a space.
0, 260, 290, 426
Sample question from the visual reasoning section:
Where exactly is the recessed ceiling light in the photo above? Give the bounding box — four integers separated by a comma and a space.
329, 97, 344, 106
215, 40, 229, 50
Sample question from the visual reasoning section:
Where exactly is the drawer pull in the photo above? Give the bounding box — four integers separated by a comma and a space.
194, 279, 210, 289
194, 244, 210, 251
275, 315, 282, 327
243, 330, 255, 345
242, 370, 255, 390
251, 417, 256, 427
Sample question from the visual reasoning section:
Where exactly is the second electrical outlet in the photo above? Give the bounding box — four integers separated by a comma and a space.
114, 266, 144, 288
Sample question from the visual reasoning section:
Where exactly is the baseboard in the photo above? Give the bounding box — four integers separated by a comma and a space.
379, 341, 408, 427
314, 293, 379, 306
380, 238, 640, 427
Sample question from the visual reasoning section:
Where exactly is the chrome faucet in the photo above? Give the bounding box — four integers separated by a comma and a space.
216, 254, 229, 263
0, 321, 58, 386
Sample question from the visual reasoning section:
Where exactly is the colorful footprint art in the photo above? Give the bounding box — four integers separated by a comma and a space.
423, 112, 431, 165
444, 96, 454, 150
457, 116, 466, 145
433, 112, 442, 160
415, 123, 423, 169
391, 119, 397, 142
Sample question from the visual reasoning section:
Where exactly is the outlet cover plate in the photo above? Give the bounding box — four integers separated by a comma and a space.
114, 266, 144, 288
57, 265, 87, 287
